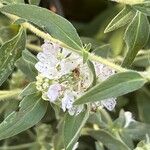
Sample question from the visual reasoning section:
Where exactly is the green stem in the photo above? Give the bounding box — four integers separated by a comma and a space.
89, 53, 126, 72
26, 43, 42, 52
0, 142, 37, 150
0, 89, 21, 101
4, 12, 126, 72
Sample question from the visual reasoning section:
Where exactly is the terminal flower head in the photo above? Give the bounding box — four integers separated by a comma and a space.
35, 40, 117, 115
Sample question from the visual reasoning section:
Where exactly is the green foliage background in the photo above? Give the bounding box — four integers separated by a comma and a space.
0, 0, 150, 150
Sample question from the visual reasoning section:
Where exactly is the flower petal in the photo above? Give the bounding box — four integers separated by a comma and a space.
47, 83, 61, 102
101, 98, 116, 111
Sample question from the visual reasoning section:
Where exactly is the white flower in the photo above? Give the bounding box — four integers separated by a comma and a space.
91, 98, 116, 111
124, 111, 135, 128
41, 40, 60, 56
68, 105, 84, 116
62, 91, 74, 111
47, 83, 62, 102
35, 62, 59, 79
93, 61, 116, 111
101, 98, 116, 111
37, 52, 58, 67
79, 64, 92, 91
59, 49, 82, 76
60, 58, 78, 76
94, 62, 115, 80
61, 90, 83, 116
35, 41, 82, 80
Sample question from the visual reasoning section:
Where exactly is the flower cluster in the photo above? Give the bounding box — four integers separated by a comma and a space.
35, 40, 116, 115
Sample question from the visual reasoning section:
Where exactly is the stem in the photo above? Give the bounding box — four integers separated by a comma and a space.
89, 53, 126, 72
4, 12, 126, 72
0, 142, 37, 150
0, 89, 21, 101
26, 43, 42, 52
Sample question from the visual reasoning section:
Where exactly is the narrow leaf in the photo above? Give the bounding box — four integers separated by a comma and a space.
122, 12, 150, 67
16, 50, 38, 81
0, 28, 26, 86
0, 92, 47, 140
104, 6, 135, 33
74, 71, 146, 105
0, 4, 83, 50
19, 82, 37, 97
136, 91, 150, 123
64, 109, 89, 150
90, 130, 130, 150
123, 121, 150, 140
134, 1, 150, 15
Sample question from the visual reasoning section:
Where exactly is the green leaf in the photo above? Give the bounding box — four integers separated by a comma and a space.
53, 120, 64, 150
81, 37, 103, 49
92, 44, 111, 58
74, 71, 146, 105
122, 12, 150, 67
19, 82, 37, 97
136, 90, 150, 123
16, 49, 38, 81
0, 92, 47, 140
89, 130, 130, 150
0, 24, 19, 43
133, 54, 150, 68
64, 109, 89, 150
134, 1, 150, 15
28, 0, 41, 5
87, 60, 97, 89
82, 50, 89, 63
0, 0, 24, 4
123, 121, 150, 140
95, 142, 105, 150
22, 49, 38, 63
0, 4, 83, 50
0, 28, 26, 86
104, 6, 135, 33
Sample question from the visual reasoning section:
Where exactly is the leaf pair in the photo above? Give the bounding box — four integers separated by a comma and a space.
105, 6, 150, 67
122, 11, 149, 67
